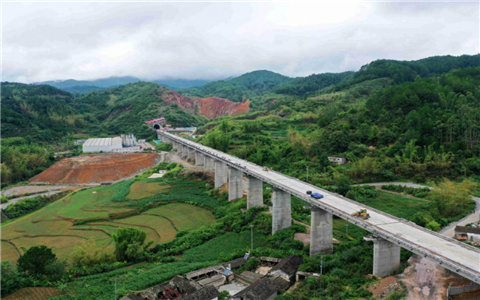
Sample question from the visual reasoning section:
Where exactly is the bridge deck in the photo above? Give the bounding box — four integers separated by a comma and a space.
160, 131, 480, 284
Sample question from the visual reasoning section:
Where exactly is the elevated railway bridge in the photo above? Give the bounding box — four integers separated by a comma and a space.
158, 131, 480, 284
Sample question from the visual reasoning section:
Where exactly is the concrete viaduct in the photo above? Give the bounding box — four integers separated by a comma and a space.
158, 131, 480, 284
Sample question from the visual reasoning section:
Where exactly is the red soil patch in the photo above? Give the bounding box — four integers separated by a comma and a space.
157, 87, 250, 118
29, 153, 159, 184
197, 97, 250, 118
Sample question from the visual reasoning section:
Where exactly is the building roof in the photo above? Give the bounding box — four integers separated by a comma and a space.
455, 226, 480, 235
120, 294, 144, 300
232, 277, 276, 300
180, 285, 219, 300
269, 255, 303, 277
268, 276, 291, 293
83, 137, 122, 147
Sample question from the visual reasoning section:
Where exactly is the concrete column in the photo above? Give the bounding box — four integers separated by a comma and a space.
229, 167, 243, 201
247, 176, 263, 209
187, 148, 195, 160
366, 236, 401, 277
181, 145, 188, 159
310, 207, 333, 256
204, 156, 215, 171
214, 161, 228, 188
195, 152, 205, 166
272, 188, 291, 234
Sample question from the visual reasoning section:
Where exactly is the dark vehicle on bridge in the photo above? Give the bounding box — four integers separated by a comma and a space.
306, 191, 324, 199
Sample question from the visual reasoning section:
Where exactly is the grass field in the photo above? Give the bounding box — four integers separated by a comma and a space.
354, 190, 431, 220
1, 177, 216, 263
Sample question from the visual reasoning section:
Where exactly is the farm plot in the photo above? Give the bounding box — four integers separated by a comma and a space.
127, 181, 171, 200
1, 178, 217, 262
3, 287, 65, 300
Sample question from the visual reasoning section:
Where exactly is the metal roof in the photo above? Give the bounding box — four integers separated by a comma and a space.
83, 137, 122, 147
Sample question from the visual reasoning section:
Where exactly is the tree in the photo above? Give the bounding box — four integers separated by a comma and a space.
113, 227, 152, 262
17, 245, 56, 276
17, 245, 65, 280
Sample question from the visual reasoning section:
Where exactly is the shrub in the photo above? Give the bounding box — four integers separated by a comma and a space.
113, 227, 152, 262
1, 262, 23, 296
17, 245, 66, 281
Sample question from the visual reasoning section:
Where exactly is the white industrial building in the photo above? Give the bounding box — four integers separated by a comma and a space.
82, 137, 123, 153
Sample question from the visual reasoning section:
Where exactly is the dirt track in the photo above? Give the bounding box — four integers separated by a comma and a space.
29, 153, 160, 184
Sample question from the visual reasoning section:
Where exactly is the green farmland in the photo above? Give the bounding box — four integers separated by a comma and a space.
1, 177, 216, 262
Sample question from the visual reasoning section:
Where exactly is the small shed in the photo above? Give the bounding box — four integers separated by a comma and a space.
455, 226, 480, 242
328, 156, 347, 165
232, 278, 276, 300
268, 255, 303, 283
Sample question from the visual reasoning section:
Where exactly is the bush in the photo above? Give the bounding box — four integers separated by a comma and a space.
113, 227, 152, 262
70, 240, 115, 268
17, 245, 66, 281
1, 262, 23, 297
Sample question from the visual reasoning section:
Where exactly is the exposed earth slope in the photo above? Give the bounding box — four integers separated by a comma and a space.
29, 153, 160, 184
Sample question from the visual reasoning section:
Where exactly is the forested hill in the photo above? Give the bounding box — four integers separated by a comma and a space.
349, 54, 480, 85
199, 65, 480, 184
182, 70, 292, 103
1, 82, 206, 142
38, 76, 213, 94
1, 83, 78, 141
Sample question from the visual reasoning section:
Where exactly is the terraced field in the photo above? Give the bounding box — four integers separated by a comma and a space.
1, 178, 217, 262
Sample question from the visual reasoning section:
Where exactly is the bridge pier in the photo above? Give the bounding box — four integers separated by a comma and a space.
214, 161, 228, 188
272, 188, 291, 234
365, 236, 400, 277
181, 145, 188, 159
310, 207, 333, 256
247, 176, 263, 209
204, 157, 215, 171
195, 152, 205, 166
187, 148, 195, 161
229, 167, 243, 201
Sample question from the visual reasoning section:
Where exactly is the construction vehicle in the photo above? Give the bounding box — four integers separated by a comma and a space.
352, 208, 370, 219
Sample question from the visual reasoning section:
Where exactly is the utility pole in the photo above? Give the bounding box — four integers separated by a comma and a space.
345, 224, 349, 237
320, 255, 323, 290
306, 165, 309, 183
250, 225, 254, 249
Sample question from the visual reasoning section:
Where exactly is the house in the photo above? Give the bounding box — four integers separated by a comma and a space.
328, 156, 347, 165
232, 278, 277, 300
268, 255, 303, 283
180, 285, 220, 300
455, 226, 480, 242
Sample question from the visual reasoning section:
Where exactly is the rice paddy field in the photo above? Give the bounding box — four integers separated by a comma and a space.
1, 178, 217, 262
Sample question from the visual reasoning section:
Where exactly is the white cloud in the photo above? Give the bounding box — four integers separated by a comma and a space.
2, 2, 479, 82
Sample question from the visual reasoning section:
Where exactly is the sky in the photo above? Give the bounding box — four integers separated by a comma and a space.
2, 1, 479, 83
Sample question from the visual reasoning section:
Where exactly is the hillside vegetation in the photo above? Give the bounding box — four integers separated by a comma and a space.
183, 70, 292, 103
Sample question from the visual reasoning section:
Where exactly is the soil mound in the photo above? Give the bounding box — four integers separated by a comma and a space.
29, 153, 159, 184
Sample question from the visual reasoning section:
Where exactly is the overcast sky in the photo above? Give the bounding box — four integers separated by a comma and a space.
2, 1, 479, 83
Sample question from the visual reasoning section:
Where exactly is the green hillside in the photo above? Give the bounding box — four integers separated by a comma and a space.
1, 82, 205, 142
182, 70, 292, 103
199, 65, 480, 185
